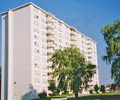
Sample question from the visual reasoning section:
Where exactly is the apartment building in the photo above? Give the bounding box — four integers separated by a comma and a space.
1, 2, 99, 100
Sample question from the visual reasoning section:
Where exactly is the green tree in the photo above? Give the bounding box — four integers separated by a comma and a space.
48, 80, 56, 94
100, 85, 105, 93
94, 84, 99, 93
110, 84, 116, 92
48, 80, 60, 95
101, 20, 120, 84
50, 46, 96, 98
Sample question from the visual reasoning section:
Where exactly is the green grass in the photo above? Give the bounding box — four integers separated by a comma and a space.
32, 93, 74, 100
32, 92, 120, 100
32, 97, 51, 100
71, 92, 120, 100
50, 93, 74, 98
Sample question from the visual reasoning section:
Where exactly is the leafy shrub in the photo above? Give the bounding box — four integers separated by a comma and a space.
89, 89, 93, 94
94, 84, 99, 93
100, 85, 105, 93
38, 90, 47, 99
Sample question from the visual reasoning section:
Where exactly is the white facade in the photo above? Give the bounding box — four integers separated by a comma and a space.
1, 2, 99, 100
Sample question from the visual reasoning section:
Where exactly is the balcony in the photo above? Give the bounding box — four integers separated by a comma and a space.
46, 29, 54, 35
46, 22, 54, 29
47, 62, 52, 66
47, 42, 55, 48
70, 30, 76, 36
71, 41, 77, 46
88, 52, 92, 55
47, 48, 54, 54
47, 36, 55, 42
47, 55, 52, 60
70, 36, 77, 41
46, 17, 54, 23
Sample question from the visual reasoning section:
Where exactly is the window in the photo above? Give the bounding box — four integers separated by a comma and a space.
34, 21, 39, 26
58, 21, 62, 26
59, 45, 62, 48
42, 31, 46, 36
35, 63, 37, 67
34, 56, 39, 61
59, 39, 62, 43
34, 14, 39, 19
41, 18, 46, 23
42, 38, 46, 42
42, 25, 46, 29
34, 34, 39, 39
42, 44, 47, 49
34, 28, 39, 33
34, 42, 39, 47
34, 63, 39, 68
42, 51, 46, 55
34, 49, 39, 53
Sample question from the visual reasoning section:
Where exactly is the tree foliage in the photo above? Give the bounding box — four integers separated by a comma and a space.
50, 46, 96, 98
110, 84, 116, 92
94, 84, 99, 93
48, 80, 56, 93
38, 90, 47, 99
48, 80, 60, 95
101, 20, 120, 83
100, 85, 105, 93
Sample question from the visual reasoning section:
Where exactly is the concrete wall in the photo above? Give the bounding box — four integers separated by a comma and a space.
1, 13, 8, 100
12, 6, 32, 100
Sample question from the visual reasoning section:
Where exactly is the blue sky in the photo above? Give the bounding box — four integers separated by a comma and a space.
0, 0, 120, 85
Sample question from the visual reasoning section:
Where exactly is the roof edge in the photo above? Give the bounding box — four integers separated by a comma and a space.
0, 2, 97, 43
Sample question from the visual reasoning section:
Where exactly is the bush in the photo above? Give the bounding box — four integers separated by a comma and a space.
89, 89, 93, 94
100, 85, 105, 93
94, 84, 99, 93
38, 90, 47, 99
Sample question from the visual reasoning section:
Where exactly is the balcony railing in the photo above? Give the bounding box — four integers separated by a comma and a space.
47, 36, 55, 42
70, 36, 77, 41
70, 31, 76, 36
71, 41, 77, 46
47, 48, 54, 54
46, 29, 54, 35
47, 42, 55, 48
46, 23, 54, 29
46, 17, 54, 23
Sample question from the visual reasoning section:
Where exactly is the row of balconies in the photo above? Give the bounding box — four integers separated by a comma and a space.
46, 15, 55, 71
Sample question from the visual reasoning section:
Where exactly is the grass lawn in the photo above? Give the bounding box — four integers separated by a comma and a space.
32, 93, 74, 100
71, 92, 120, 100
32, 92, 120, 100
50, 93, 74, 98
32, 97, 51, 100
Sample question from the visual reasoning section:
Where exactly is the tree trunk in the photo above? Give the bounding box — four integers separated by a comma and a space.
75, 91, 78, 98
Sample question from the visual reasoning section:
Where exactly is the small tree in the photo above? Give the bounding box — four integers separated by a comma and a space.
110, 84, 116, 92
100, 85, 105, 93
94, 84, 99, 93
89, 89, 93, 94
38, 90, 47, 99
